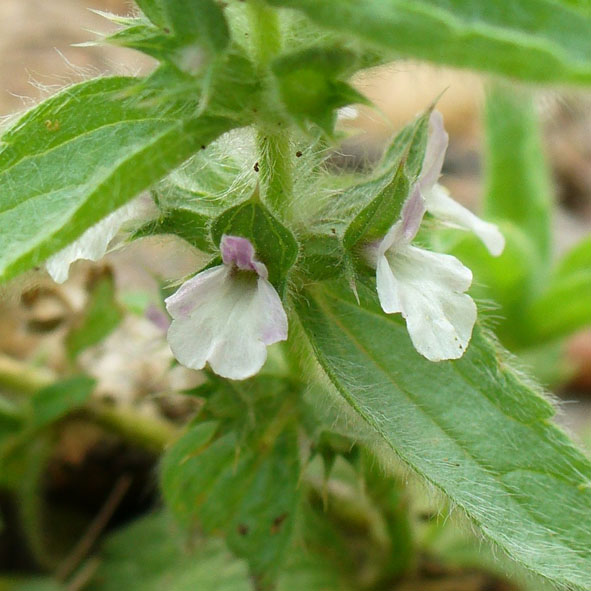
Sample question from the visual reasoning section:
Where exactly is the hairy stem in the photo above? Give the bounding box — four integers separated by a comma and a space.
257, 130, 294, 218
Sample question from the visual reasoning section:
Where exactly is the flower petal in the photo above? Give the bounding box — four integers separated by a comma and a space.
425, 184, 505, 256
165, 270, 287, 380
221, 235, 268, 278
419, 110, 448, 192
46, 200, 144, 283
380, 245, 476, 361
165, 265, 229, 319
377, 186, 426, 255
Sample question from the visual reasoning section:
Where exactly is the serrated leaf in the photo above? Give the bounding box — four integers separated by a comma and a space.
108, 0, 229, 66
271, 46, 367, 133
31, 376, 95, 428
163, 0, 229, 53
86, 512, 253, 591
65, 273, 123, 358
483, 84, 553, 264
134, 0, 166, 27
161, 420, 300, 579
267, 0, 591, 84
0, 76, 237, 281
342, 109, 430, 249
211, 200, 299, 287
295, 280, 591, 589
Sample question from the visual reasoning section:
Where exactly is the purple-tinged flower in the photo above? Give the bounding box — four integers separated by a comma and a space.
46, 199, 146, 283
370, 188, 477, 362
420, 111, 505, 257
165, 235, 288, 380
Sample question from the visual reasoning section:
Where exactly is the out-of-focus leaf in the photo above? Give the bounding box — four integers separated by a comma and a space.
271, 46, 367, 133
523, 237, 591, 344
483, 83, 553, 264
65, 274, 123, 358
13, 581, 65, 591
85, 512, 253, 591
296, 280, 591, 590
161, 419, 300, 579
267, 0, 591, 84
554, 236, 591, 279
442, 222, 538, 348
527, 271, 591, 343
31, 376, 95, 429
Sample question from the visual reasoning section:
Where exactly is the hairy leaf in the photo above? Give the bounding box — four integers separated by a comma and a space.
267, 0, 591, 84
296, 280, 591, 589
0, 77, 236, 281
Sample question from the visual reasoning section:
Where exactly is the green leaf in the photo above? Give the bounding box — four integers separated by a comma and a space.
527, 271, 591, 343
483, 83, 553, 264
338, 109, 430, 238
13, 580, 65, 591
161, 420, 300, 579
554, 236, 591, 279
0, 76, 236, 281
163, 0, 229, 53
295, 280, 591, 589
441, 222, 539, 348
31, 376, 95, 428
211, 200, 299, 287
267, 0, 591, 84
0, 396, 23, 436
65, 273, 123, 358
108, 1, 229, 66
86, 512, 253, 591
271, 46, 367, 133
134, 0, 166, 27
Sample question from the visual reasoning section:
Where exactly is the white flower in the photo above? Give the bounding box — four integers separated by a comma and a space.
46, 199, 146, 283
165, 235, 288, 380
420, 111, 505, 257
371, 187, 477, 361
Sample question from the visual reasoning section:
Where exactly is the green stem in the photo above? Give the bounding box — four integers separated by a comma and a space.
247, 0, 294, 219
0, 354, 177, 452
247, 0, 282, 67
257, 130, 294, 218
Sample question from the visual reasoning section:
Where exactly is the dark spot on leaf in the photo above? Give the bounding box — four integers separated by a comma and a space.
296, 151, 302, 158
237, 523, 249, 536
254, 162, 260, 173
270, 513, 288, 534
201, 145, 206, 150
163, 27, 171, 34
